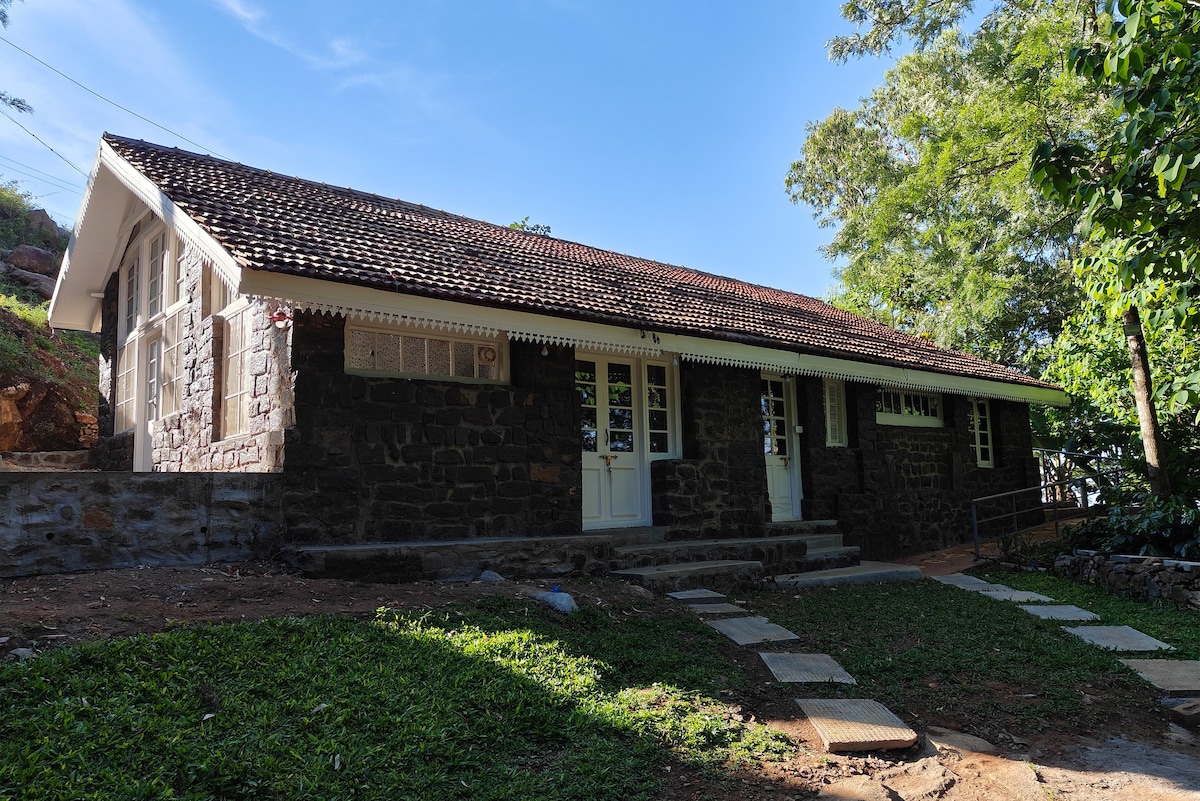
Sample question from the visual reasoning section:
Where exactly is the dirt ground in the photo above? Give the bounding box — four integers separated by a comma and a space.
3, 563, 1200, 800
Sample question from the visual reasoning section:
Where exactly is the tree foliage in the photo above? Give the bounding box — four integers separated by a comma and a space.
0, 0, 32, 114
788, 1, 1113, 368
1032, 0, 1200, 413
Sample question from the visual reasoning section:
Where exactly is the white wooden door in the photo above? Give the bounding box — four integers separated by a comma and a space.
762, 375, 801, 521
578, 357, 646, 528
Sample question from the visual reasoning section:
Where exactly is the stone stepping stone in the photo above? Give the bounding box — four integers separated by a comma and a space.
667, 588, 726, 604
1119, 659, 1200, 696
930, 574, 998, 589
705, 616, 799, 646
760, 652, 856, 684
1018, 604, 1099, 621
795, 698, 918, 752
687, 602, 748, 615
978, 589, 1055, 602
1063, 625, 1175, 652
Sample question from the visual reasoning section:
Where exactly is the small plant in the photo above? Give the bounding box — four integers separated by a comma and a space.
1067, 488, 1200, 558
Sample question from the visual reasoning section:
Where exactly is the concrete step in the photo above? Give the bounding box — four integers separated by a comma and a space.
610, 560, 763, 592
772, 560, 924, 590
793, 545, 861, 572
611, 535, 813, 574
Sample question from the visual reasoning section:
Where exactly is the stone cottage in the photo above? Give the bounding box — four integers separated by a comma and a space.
48, 134, 1067, 564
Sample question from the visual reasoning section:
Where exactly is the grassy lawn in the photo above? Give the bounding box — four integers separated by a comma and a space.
973, 566, 1200, 659
2, 570, 1192, 799
0, 598, 789, 800
750, 576, 1162, 734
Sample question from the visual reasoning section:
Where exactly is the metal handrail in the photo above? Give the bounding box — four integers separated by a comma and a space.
970, 463, 1124, 559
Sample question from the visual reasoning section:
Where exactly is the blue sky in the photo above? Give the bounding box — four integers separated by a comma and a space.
0, 0, 898, 299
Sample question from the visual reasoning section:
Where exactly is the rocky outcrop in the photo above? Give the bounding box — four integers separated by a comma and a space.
0, 380, 96, 452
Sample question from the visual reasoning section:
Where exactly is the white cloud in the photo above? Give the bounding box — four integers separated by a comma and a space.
208, 0, 367, 71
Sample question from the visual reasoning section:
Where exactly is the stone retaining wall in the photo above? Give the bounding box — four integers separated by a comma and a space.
1053, 551, 1200, 609
0, 472, 280, 577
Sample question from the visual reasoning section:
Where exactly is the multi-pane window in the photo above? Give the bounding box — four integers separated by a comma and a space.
146, 231, 166, 317
114, 345, 136, 433
160, 311, 184, 417
171, 235, 186, 306
875, 388, 943, 427
221, 304, 255, 439
824, 378, 847, 447
967, 398, 994, 467
646, 364, 670, 455
761, 378, 788, 456
345, 325, 502, 381
577, 361, 598, 453
122, 256, 140, 338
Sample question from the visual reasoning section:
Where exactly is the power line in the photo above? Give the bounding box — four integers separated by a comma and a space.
0, 106, 86, 176
0, 34, 229, 160
0, 159, 82, 194
0, 153, 83, 190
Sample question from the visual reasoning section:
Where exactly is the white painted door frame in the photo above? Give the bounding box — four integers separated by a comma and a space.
578, 355, 651, 530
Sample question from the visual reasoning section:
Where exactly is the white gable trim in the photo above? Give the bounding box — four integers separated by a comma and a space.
242, 270, 1068, 407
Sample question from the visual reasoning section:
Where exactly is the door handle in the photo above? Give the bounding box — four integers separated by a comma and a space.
782, 456, 791, 469
600, 454, 619, 466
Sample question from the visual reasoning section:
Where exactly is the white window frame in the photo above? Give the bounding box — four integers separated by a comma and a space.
114, 343, 136, 434
343, 322, 508, 383
645, 359, 680, 460
219, 298, 255, 440
824, 378, 848, 447
875, 388, 944, 428
968, 397, 995, 468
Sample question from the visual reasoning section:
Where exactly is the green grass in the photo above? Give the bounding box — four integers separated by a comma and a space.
752, 579, 1154, 732
0, 598, 791, 801
973, 567, 1200, 659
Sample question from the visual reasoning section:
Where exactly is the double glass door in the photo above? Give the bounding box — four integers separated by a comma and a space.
577, 358, 646, 528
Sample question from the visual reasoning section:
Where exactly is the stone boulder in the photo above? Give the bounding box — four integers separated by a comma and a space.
3, 244, 58, 276
4, 265, 55, 299
25, 209, 68, 247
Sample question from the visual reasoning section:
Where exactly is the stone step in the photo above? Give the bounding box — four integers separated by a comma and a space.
609, 559, 763, 592
285, 533, 641, 582
611, 535, 814, 574
793, 545, 860, 572
772, 560, 924, 590
763, 519, 840, 538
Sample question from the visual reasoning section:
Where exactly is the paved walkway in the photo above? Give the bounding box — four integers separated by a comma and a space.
667, 588, 919, 752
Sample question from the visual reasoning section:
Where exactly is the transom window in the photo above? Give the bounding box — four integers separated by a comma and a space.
875, 388, 943, 427
345, 324, 504, 382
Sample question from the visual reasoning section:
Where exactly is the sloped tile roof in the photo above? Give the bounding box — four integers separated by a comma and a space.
104, 134, 1055, 391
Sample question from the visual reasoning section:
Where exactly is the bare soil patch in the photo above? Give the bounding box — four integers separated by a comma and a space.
3, 563, 1199, 800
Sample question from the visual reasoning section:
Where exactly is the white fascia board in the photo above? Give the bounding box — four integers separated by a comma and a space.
48, 140, 241, 332
244, 270, 1070, 408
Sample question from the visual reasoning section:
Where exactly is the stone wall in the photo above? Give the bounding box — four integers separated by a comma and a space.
0, 472, 279, 577
1054, 551, 1200, 610
798, 379, 1040, 559
279, 314, 581, 544
652, 362, 767, 539
92, 239, 292, 473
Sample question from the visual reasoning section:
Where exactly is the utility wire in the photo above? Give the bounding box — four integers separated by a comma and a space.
0, 106, 86, 176
0, 157, 82, 193
0, 34, 229, 160
0, 153, 83, 189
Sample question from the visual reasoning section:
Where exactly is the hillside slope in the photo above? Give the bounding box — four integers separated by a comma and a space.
0, 185, 98, 453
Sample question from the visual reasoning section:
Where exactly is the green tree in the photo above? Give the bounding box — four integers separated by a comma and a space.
787, 1, 1112, 368
508, 216, 552, 237
1032, 0, 1200, 496
0, 0, 31, 113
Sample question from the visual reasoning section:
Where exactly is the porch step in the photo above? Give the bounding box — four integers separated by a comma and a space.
772, 560, 924, 590
763, 520, 839, 538
611, 534, 815, 575
609, 560, 763, 592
